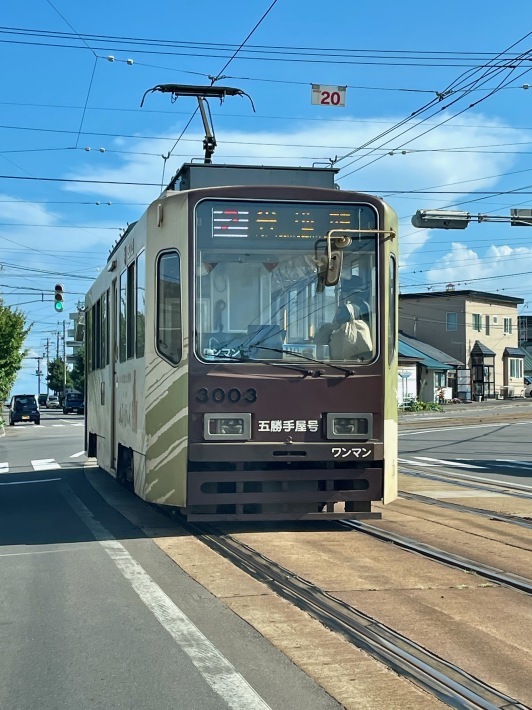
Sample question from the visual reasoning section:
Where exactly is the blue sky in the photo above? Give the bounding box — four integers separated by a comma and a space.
2, 1, 532, 394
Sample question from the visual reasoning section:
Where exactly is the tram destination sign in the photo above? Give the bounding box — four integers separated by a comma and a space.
211, 202, 374, 240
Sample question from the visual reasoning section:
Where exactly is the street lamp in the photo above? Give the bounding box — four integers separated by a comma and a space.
412, 208, 532, 229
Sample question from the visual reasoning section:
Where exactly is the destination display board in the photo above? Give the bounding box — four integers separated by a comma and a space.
207, 201, 376, 241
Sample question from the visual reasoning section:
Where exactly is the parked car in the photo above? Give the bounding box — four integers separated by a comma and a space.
9, 394, 40, 425
38, 394, 47, 407
63, 392, 84, 414
524, 376, 532, 397
46, 395, 60, 409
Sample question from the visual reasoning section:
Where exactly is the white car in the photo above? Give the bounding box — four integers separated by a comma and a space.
46, 395, 60, 408
524, 377, 532, 398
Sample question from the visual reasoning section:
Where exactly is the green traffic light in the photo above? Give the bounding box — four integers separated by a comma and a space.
54, 301, 64, 312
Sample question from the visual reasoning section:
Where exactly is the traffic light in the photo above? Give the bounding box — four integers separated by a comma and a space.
54, 284, 64, 312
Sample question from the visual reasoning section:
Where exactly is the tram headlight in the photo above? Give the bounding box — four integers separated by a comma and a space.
326, 412, 373, 440
203, 413, 252, 441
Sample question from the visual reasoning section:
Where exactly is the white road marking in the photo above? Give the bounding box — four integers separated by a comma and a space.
408, 489, 506, 499
52, 424, 66, 428
399, 421, 530, 436
0, 462, 9, 474
70, 451, 86, 458
32, 459, 61, 471
412, 456, 486, 469
495, 459, 532, 469
0, 548, 77, 557
0, 478, 61, 486
62, 486, 272, 710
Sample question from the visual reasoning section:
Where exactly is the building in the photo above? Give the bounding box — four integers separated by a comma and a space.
398, 335, 454, 404
399, 331, 462, 402
400, 288, 525, 400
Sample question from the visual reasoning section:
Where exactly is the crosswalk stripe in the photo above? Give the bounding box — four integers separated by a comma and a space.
31, 459, 61, 471
0, 462, 9, 474
399, 457, 486, 469
495, 459, 532, 468
412, 456, 486, 469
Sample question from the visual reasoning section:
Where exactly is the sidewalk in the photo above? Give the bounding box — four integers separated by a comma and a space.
399, 396, 532, 421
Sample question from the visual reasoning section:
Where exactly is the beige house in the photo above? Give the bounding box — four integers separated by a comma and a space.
399, 288, 525, 400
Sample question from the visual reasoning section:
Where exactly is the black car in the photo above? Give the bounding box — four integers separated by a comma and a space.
63, 392, 84, 414
9, 394, 40, 425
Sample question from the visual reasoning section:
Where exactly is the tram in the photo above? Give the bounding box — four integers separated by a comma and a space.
85, 162, 398, 520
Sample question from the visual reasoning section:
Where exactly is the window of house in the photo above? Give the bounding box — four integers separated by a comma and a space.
446, 312, 457, 331
472, 313, 482, 331
504, 317, 512, 334
510, 358, 523, 378
485, 315, 490, 335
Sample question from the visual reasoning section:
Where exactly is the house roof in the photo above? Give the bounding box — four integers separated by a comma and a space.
398, 331, 463, 366
398, 336, 452, 370
471, 340, 496, 357
503, 347, 527, 358
400, 290, 524, 305
519, 342, 532, 372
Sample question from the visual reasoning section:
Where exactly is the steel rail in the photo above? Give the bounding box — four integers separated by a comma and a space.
400, 466, 532, 500
181, 520, 529, 710
399, 490, 532, 530
341, 520, 532, 595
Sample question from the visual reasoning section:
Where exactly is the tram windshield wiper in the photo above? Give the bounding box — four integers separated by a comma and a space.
246, 345, 354, 377
210, 350, 314, 376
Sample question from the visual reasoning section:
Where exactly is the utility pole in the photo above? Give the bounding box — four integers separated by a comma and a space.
45, 338, 50, 395
36, 356, 43, 395
62, 320, 67, 402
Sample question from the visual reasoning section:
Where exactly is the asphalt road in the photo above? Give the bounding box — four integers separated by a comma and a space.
0, 413, 341, 710
399, 416, 532, 487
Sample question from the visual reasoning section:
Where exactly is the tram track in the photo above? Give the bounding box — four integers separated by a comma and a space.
400, 466, 532, 501
339, 519, 532, 595
181, 517, 529, 710
398, 490, 532, 530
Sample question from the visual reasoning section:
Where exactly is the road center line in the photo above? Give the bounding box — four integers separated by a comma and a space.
70, 451, 86, 458
0, 478, 61, 486
61, 485, 272, 710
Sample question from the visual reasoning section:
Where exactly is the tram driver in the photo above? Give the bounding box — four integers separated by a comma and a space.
314, 303, 372, 360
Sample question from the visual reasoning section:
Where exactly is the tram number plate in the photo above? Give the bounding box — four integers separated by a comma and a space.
195, 387, 257, 404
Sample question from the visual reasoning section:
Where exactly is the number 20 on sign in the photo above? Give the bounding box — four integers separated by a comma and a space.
311, 84, 346, 107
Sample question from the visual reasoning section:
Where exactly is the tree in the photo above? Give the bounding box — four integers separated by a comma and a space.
70, 348, 85, 394
47, 357, 72, 395
0, 299, 30, 404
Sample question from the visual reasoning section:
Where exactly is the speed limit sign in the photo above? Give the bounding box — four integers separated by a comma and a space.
311, 84, 346, 107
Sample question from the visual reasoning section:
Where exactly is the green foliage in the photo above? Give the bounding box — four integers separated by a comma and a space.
70, 348, 85, 394
400, 397, 443, 412
47, 357, 72, 394
0, 299, 31, 403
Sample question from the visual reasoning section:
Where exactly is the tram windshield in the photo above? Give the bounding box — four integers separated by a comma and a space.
194, 200, 378, 364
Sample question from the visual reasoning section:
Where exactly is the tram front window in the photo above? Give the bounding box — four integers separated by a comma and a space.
195, 200, 378, 364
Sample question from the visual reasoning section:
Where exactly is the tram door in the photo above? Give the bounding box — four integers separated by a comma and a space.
110, 278, 118, 470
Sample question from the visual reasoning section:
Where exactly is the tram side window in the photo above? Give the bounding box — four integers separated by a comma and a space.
94, 299, 101, 369
157, 251, 182, 365
136, 250, 145, 358
101, 290, 108, 366
119, 270, 127, 362
126, 261, 135, 359
87, 307, 93, 372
